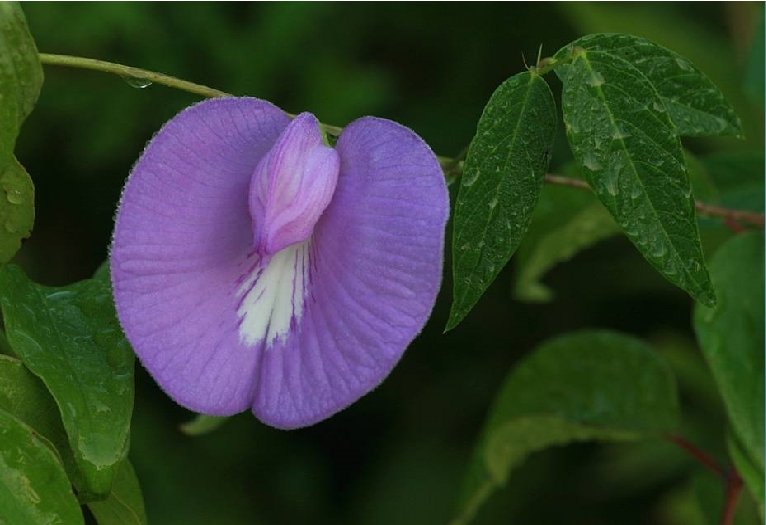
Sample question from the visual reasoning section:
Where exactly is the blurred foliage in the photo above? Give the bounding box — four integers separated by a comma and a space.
10, 3, 764, 524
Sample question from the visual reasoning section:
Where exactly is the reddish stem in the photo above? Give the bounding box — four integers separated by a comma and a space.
719, 468, 743, 525
666, 434, 726, 478
665, 435, 744, 525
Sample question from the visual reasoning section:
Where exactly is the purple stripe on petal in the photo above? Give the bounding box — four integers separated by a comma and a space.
111, 98, 290, 415
252, 117, 449, 429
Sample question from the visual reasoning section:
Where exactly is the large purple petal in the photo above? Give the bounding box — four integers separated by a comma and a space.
251, 117, 449, 428
111, 98, 290, 415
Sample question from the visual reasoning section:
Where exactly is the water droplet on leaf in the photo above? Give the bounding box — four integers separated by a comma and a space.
587, 71, 605, 88
5, 188, 23, 204
583, 152, 602, 171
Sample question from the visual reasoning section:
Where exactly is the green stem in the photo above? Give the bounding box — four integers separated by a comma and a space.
38, 52, 765, 229
38, 53, 344, 137
39, 53, 230, 98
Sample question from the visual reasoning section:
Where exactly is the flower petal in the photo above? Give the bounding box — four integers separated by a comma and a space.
251, 117, 449, 428
110, 98, 290, 415
249, 112, 340, 256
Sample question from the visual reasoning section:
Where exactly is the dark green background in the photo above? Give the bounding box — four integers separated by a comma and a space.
14, 3, 764, 524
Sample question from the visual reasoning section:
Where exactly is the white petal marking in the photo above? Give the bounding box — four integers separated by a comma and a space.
237, 241, 310, 348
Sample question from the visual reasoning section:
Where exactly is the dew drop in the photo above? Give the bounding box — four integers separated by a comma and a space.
4, 221, 17, 233
121, 76, 153, 89
5, 188, 23, 204
488, 197, 498, 209
587, 71, 605, 88
583, 152, 602, 171
652, 100, 667, 113
674, 58, 694, 72
612, 125, 631, 141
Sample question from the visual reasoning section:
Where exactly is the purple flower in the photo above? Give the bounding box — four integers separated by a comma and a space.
110, 98, 448, 429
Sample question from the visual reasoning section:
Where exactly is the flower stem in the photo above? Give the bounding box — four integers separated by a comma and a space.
38, 53, 345, 137
39, 53, 230, 98
38, 52, 765, 229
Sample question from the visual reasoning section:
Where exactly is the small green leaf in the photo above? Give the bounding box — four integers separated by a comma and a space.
561, 34, 742, 137
0, 264, 135, 498
514, 179, 618, 302
554, 43, 715, 306
87, 461, 148, 525
0, 156, 35, 263
0, 3, 42, 264
694, 233, 764, 482
452, 330, 680, 524
0, 408, 84, 525
180, 414, 230, 436
448, 71, 556, 329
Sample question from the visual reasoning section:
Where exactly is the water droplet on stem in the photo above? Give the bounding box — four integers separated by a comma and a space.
121, 76, 153, 89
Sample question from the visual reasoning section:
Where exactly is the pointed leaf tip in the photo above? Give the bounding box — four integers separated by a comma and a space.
448, 71, 556, 330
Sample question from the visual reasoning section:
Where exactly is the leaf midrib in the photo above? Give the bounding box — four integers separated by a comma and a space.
574, 51, 708, 296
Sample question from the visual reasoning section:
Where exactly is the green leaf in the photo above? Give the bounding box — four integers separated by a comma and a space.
180, 414, 230, 436
448, 71, 556, 329
514, 178, 618, 302
703, 151, 764, 213
559, 34, 742, 137
452, 330, 680, 524
728, 432, 764, 511
0, 354, 83, 487
0, 264, 135, 498
0, 156, 35, 263
554, 42, 715, 306
0, 408, 84, 525
0, 2, 43, 132
0, 2, 42, 264
87, 461, 148, 525
693, 233, 764, 483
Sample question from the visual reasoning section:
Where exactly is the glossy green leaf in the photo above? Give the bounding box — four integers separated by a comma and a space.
0, 408, 84, 525
558, 34, 742, 137
0, 354, 83, 486
448, 71, 556, 329
0, 2, 41, 264
452, 330, 680, 524
0, 264, 135, 498
0, 2, 43, 133
0, 156, 35, 263
554, 44, 715, 306
87, 461, 148, 525
180, 414, 230, 436
514, 180, 618, 302
694, 233, 764, 482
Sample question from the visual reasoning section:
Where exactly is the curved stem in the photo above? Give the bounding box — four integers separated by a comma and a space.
39, 53, 230, 98
39, 52, 765, 229
38, 53, 345, 137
